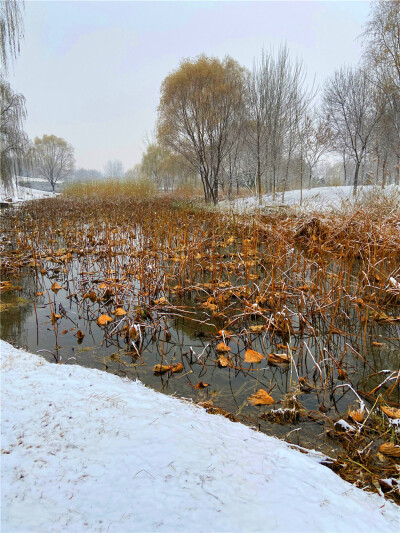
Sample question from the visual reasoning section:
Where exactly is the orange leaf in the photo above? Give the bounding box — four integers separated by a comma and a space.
268, 353, 290, 365
51, 282, 62, 292
195, 381, 209, 389
348, 409, 364, 423
378, 443, 400, 457
381, 406, 400, 419
76, 330, 85, 340
153, 364, 172, 374
113, 308, 127, 316
171, 363, 184, 374
97, 314, 113, 326
216, 342, 231, 353
248, 389, 274, 406
217, 355, 232, 367
244, 349, 264, 363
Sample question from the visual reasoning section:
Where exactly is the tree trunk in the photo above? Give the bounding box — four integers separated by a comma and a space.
382, 158, 387, 189
353, 161, 360, 196
396, 157, 400, 186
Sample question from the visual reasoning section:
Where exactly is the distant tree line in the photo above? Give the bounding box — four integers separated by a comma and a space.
150, 0, 400, 203
1, 1, 398, 202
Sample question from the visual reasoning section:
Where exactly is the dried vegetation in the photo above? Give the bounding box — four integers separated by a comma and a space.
0, 187, 399, 502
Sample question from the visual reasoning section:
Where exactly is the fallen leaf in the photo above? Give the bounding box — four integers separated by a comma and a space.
248, 389, 274, 406
60, 329, 68, 335
153, 364, 172, 374
348, 409, 364, 423
97, 314, 113, 326
268, 353, 290, 365
217, 355, 232, 367
76, 330, 85, 340
378, 442, 400, 457
155, 297, 168, 305
381, 406, 400, 419
249, 325, 265, 334
113, 308, 127, 316
51, 313, 62, 324
195, 381, 209, 389
171, 363, 184, 374
35, 291, 45, 296
216, 342, 231, 353
216, 329, 234, 337
51, 282, 62, 292
244, 349, 264, 363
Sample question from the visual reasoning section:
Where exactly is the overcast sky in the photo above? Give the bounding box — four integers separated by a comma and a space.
11, 1, 371, 172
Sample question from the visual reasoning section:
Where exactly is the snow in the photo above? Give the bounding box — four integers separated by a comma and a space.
1, 340, 398, 532
0, 185, 56, 204
220, 185, 400, 213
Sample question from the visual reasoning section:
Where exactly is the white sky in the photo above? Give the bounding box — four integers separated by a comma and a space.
11, 1, 371, 172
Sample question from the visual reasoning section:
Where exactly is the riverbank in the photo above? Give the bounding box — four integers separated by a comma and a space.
1, 340, 398, 532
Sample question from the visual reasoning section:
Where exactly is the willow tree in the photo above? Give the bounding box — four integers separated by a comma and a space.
1, 0, 24, 73
0, 77, 28, 189
157, 55, 246, 204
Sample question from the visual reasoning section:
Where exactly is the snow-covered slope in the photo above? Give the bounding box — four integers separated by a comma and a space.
220, 185, 400, 213
0, 186, 56, 204
1, 340, 398, 532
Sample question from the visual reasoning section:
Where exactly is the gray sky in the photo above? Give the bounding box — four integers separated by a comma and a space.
11, 1, 371, 172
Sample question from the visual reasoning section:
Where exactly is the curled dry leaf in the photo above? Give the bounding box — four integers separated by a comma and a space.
249, 325, 265, 334
216, 342, 231, 354
378, 442, 400, 457
155, 297, 168, 305
195, 381, 209, 389
113, 308, 127, 316
217, 355, 232, 368
153, 363, 183, 375
348, 409, 364, 423
76, 330, 85, 340
51, 313, 62, 324
51, 282, 62, 292
268, 353, 290, 365
248, 389, 274, 406
216, 329, 234, 337
97, 314, 113, 326
153, 364, 172, 374
381, 405, 400, 419
244, 349, 264, 363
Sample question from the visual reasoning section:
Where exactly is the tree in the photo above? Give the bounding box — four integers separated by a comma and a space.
1, 0, 24, 73
363, 0, 400, 92
73, 168, 103, 181
157, 55, 246, 204
104, 159, 124, 179
323, 67, 383, 195
1, 0, 27, 189
0, 76, 29, 189
32, 134, 75, 191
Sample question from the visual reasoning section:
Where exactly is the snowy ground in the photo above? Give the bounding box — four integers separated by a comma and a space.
220, 185, 400, 213
1, 340, 398, 533
0, 185, 56, 204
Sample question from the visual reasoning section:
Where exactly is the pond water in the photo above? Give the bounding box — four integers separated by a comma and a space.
1, 204, 399, 460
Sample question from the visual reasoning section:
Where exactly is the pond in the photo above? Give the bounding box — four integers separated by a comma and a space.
1, 199, 399, 466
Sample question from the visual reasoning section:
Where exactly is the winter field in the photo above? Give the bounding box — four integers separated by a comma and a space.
1, 339, 399, 533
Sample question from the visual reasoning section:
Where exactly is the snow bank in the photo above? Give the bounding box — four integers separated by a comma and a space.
0, 185, 56, 204
220, 185, 400, 213
1, 340, 398, 532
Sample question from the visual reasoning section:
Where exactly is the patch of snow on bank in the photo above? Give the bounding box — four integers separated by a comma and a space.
0, 186, 56, 204
1, 340, 398, 532
220, 185, 400, 213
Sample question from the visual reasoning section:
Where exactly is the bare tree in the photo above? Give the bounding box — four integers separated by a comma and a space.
32, 134, 75, 191
323, 67, 383, 195
104, 159, 124, 179
157, 55, 246, 204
